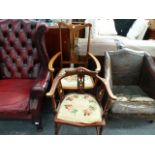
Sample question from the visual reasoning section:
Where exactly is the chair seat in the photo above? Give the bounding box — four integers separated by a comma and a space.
58, 68, 94, 89
0, 79, 36, 113
112, 85, 155, 114
56, 93, 103, 125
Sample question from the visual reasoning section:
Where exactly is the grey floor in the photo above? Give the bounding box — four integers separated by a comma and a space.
0, 102, 155, 135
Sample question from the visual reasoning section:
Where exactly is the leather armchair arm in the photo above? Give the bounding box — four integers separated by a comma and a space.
140, 54, 155, 98
144, 54, 155, 76
31, 71, 50, 97
48, 52, 61, 72
88, 52, 101, 73
30, 70, 50, 110
32, 71, 51, 93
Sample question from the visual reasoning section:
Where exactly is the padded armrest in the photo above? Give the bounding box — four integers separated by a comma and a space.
140, 54, 155, 98
31, 70, 50, 96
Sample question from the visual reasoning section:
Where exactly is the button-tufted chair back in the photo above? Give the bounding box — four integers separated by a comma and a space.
0, 19, 48, 79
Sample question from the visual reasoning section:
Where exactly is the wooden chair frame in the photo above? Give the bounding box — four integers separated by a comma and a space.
48, 21, 101, 82
47, 67, 116, 135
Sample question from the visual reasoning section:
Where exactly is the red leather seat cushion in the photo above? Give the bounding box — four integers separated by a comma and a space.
0, 79, 35, 113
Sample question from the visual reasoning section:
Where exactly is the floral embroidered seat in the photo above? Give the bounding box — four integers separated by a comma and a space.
57, 93, 102, 124
58, 68, 94, 89
46, 67, 116, 135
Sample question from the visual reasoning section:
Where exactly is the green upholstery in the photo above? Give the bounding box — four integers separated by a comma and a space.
111, 86, 155, 114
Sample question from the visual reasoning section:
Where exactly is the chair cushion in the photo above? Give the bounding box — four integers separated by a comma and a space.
0, 79, 35, 113
112, 85, 155, 114
58, 68, 94, 89
57, 93, 103, 124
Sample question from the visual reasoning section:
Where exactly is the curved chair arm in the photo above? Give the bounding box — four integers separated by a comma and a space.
88, 52, 101, 73
48, 52, 61, 72
97, 76, 117, 100
46, 74, 62, 97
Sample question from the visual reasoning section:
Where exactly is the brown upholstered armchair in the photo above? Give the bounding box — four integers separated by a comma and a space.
0, 20, 50, 129
104, 48, 155, 121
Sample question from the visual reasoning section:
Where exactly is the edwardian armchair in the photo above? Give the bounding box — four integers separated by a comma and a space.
48, 22, 101, 90
104, 48, 155, 120
0, 19, 50, 129
46, 67, 116, 134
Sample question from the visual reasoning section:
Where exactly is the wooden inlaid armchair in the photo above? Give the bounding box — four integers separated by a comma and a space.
104, 48, 155, 121
0, 19, 50, 129
48, 22, 101, 90
46, 67, 116, 134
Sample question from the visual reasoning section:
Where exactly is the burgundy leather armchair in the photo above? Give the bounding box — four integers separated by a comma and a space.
0, 20, 50, 129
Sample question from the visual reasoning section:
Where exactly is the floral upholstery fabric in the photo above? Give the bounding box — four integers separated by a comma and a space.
58, 68, 94, 89
57, 93, 103, 124
112, 85, 155, 114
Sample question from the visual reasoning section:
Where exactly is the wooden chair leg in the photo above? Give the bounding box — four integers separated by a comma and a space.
96, 126, 103, 135
99, 126, 103, 135
55, 123, 61, 135
96, 127, 99, 135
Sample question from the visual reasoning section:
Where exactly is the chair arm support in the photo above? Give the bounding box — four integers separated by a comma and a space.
97, 76, 117, 100
46, 74, 62, 97
104, 52, 112, 89
48, 52, 61, 72
88, 52, 101, 73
